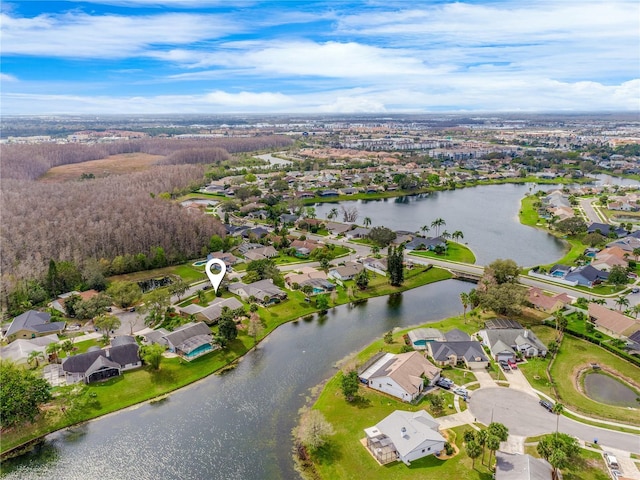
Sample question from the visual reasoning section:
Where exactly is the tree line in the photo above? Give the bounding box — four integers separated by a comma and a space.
1, 136, 292, 181
1, 165, 226, 314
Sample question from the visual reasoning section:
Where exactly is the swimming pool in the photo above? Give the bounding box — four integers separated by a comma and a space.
193, 260, 207, 267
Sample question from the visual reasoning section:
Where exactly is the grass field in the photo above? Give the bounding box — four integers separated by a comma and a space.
39, 153, 163, 182
520, 326, 640, 425
409, 242, 476, 264
308, 375, 493, 480
109, 263, 207, 284
523, 444, 609, 480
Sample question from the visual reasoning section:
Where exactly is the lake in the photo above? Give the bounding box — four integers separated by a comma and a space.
583, 372, 639, 408
1, 282, 472, 479
1, 183, 574, 479
314, 183, 566, 266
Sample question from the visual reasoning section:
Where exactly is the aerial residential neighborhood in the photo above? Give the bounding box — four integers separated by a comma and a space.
2, 112, 640, 480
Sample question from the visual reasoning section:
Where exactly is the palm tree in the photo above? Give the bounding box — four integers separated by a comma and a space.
486, 435, 501, 468
452, 230, 464, 243
552, 402, 564, 438
476, 429, 488, 465
633, 247, 640, 261
328, 207, 338, 221
466, 440, 482, 470
46, 342, 62, 364
614, 295, 629, 311
460, 292, 470, 321
27, 350, 44, 368
633, 304, 640, 319
61, 339, 74, 357
421, 225, 430, 236
363, 217, 372, 228
431, 218, 446, 237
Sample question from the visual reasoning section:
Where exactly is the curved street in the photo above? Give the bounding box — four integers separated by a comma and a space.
468, 388, 640, 454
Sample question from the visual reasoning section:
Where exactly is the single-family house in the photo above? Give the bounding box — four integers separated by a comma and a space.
326, 222, 352, 235
243, 246, 279, 262
587, 222, 627, 238
444, 328, 471, 342
565, 265, 609, 287
329, 262, 364, 281
587, 303, 640, 337
279, 213, 299, 225
147, 322, 216, 360
346, 227, 371, 240
549, 264, 571, 277
359, 351, 440, 402
526, 287, 573, 313
0, 334, 60, 364
4, 310, 66, 342
478, 328, 547, 361
208, 251, 240, 266
404, 236, 446, 251
495, 452, 553, 480
285, 268, 335, 294
607, 235, 640, 253
290, 239, 322, 256
364, 410, 446, 465
228, 279, 287, 304
361, 257, 388, 275
62, 337, 141, 384
179, 297, 244, 324
50, 289, 100, 313
407, 328, 444, 349
427, 341, 489, 369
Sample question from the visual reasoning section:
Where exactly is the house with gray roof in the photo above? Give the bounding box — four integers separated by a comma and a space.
404, 236, 446, 251
4, 310, 66, 342
364, 410, 446, 465
0, 334, 60, 364
427, 341, 489, 370
495, 452, 552, 480
228, 279, 287, 305
62, 337, 140, 384
329, 262, 364, 281
160, 322, 216, 360
478, 328, 547, 362
444, 328, 471, 342
179, 297, 244, 324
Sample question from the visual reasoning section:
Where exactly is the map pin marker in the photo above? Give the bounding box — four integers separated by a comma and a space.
205, 258, 227, 293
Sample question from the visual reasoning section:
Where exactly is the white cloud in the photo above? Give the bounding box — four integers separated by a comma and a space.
0, 73, 18, 82
0, 12, 240, 58
2, 77, 638, 115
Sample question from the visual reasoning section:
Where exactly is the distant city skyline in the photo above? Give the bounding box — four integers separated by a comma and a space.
1, 0, 639, 115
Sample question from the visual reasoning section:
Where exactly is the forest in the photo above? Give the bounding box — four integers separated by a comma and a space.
0, 136, 292, 314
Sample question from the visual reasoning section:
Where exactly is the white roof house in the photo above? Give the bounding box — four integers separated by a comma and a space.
364, 410, 446, 465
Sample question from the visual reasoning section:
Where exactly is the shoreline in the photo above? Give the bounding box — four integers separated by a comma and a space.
0, 267, 451, 460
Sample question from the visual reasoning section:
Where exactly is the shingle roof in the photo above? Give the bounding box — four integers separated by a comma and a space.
496, 452, 551, 480
63, 350, 106, 374
444, 329, 471, 342
368, 352, 440, 396
429, 341, 488, 363
85, 355, 121, 379
6, 310, 52, 337
111, 336, 136, 348
109, 343, 140, 366
588, 303, 639, 335
164, 322, 212, 349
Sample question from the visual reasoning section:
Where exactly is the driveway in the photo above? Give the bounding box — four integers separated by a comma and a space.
469, 388, 640, 454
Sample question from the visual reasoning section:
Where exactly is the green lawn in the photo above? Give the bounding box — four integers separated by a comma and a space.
308, 375, 493, 480
409, 242, 476, 264
439, 366, 477, 386
550, 333, 640, 425
108, 262, 207, 284
523, 445, 609, 480
519, 194, 541, 227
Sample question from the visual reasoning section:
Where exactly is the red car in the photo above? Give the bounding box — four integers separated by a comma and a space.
507, 359, 517, 369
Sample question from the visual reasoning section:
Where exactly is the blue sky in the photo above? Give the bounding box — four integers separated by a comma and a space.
1, 0, 639, 114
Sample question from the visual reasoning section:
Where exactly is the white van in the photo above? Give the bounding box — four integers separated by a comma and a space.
604, 453, 620, 469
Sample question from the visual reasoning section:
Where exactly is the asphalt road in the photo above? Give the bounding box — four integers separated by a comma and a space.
469, 388, 640, 454
580, 197, 604, 224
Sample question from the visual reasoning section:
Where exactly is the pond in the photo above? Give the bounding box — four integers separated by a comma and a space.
583, 372, 640, 408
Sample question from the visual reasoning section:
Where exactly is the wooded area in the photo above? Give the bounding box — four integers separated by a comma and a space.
0, 136, 292, 313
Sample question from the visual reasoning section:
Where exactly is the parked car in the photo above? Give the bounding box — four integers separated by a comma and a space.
604, 453, 620, 469
499, 360, 510, 371
453, 387, 469, 397
129, 307, 136, 312
632, 286, 639, 293
611, 470, 623, 479
436, 378, 453, 389
539, 399, 553, 412
507, 359, 517, 369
